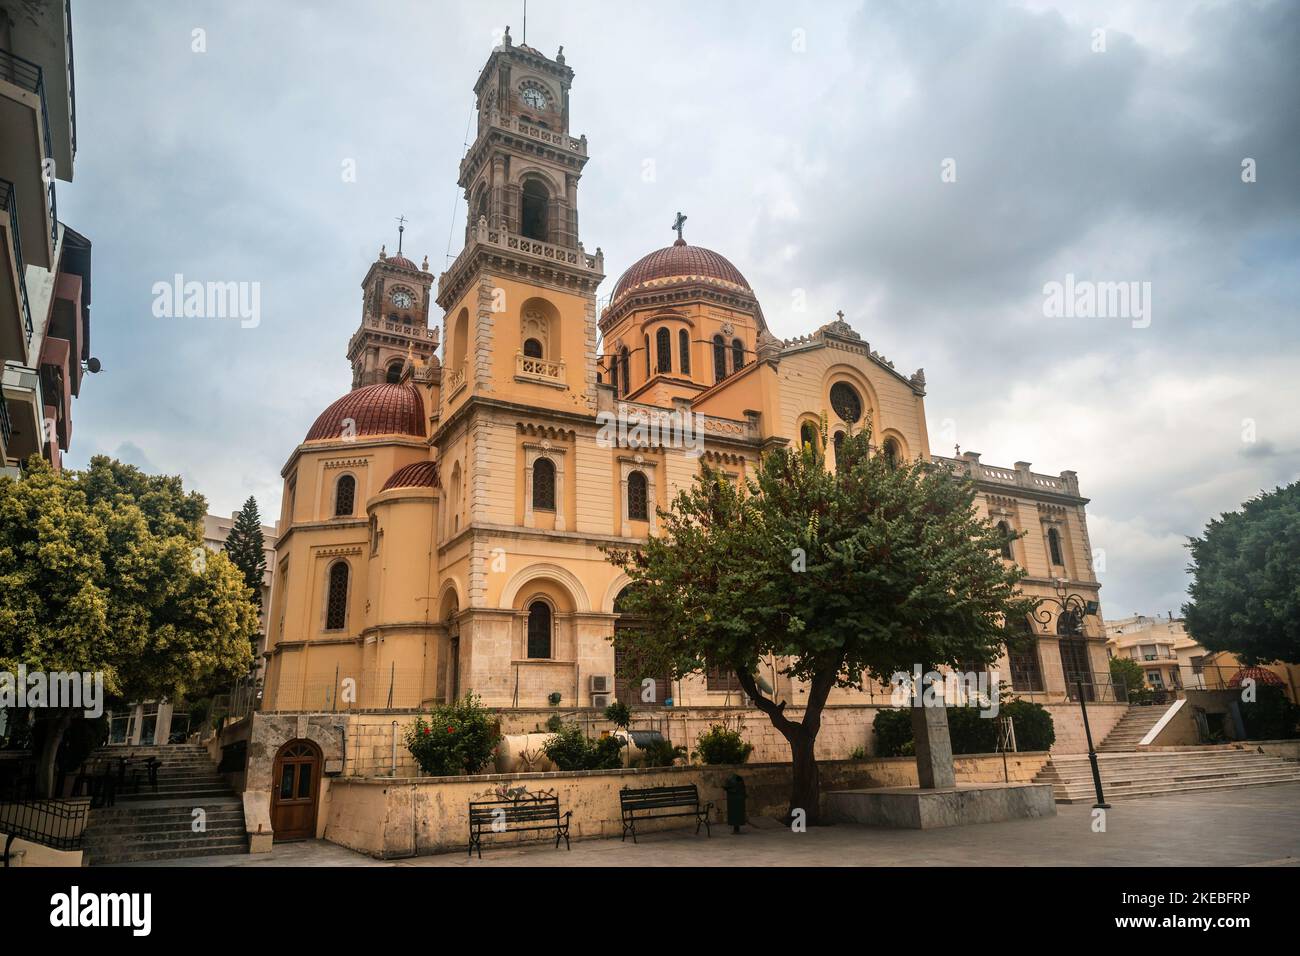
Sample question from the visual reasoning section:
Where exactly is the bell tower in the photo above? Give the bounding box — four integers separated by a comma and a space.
436, 30, 604, 414
349, 224, 440, 388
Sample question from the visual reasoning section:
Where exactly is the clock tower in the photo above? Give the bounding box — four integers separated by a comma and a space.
435, 29, 604, 415
348, 231, 440, 388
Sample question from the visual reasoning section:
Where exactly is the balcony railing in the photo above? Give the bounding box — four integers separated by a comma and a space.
0, 386, 12, 450
516, 352, 565, 385
0, 798, 90, 864
0, 179, 34, 347
0, 48, 59, 248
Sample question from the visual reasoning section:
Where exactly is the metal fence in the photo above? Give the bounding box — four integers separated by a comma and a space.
0, 798, 90, 866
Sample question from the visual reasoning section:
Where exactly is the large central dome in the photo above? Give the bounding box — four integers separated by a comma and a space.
305, 383, 425, 443
611, 239, 751, 305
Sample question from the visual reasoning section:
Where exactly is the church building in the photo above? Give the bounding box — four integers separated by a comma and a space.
261, 33, 1109, 722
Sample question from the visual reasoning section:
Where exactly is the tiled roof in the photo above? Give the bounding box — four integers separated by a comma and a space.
305, 383, 425, 442
611, 240, 751, 304
380, 461, 441, 491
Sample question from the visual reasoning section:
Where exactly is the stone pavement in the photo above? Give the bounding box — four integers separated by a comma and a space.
108, 782, 1300, 867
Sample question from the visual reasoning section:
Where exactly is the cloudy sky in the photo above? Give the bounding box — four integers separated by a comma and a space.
59, 0, 1298, 619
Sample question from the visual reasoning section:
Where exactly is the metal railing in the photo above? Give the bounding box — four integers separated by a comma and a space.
1065, 674, 1129, 704
0, 798, 90, 866
0, 178, 35, 347
0, 48, 59, 247
65, 0, 77, 159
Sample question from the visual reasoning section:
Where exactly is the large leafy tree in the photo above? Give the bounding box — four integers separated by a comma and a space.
606, 426, 1035, 823
0, 457, 257, 795
1183, 481, 1300, 665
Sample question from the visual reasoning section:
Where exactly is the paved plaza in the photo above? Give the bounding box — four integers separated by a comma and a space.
109, 782, 1300, 868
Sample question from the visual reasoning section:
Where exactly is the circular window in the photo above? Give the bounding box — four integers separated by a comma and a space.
830, 382, 863, 424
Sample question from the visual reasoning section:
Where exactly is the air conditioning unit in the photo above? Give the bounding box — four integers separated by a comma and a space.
589, 674, 612, 694
591, 693, 613, 709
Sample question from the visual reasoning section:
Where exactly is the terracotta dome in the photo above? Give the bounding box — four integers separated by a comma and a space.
305, 383, 425, 442
1227, 666, 1285, 688
385, 253, 418, 271
611, 239, 751, 305
380, 461, 441, 492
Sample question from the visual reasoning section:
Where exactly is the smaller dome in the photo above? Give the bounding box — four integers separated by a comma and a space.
1227, 666, 1284, 688
385, 253, 418, 271
381, 461, 441, 492
305, 383, 425, 442
611, 241, 751, 305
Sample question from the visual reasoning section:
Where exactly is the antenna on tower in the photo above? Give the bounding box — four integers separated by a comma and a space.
523, 0, 527, 45
395, 214, 407, 254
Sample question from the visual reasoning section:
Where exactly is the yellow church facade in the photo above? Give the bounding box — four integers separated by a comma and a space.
261, 35, 1110, 720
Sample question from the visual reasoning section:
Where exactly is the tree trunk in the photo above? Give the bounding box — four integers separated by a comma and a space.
789, 732, 821, 825
36, 711, 74, 799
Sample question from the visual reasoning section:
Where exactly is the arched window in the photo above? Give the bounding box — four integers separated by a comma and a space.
713, 335, 727, 383
627, 470, 648, 521
833, 431, 845, 467
451, 308, 469, 372
800, 421, 819, 451
996, 520, 1014, 560
830, 382, 863, 424
609, 354, 620, 396
1048, 527, 1064, 566
1007, 617, 1044, 692
523, 337, 544, 358
334, 475, 355, 517
882, 438, 900, 470
619, 347, 630, 397
520, 179, 549, 241
532, 457, 556, 511
656, 327, 672, 374
386, 361, 404, 383
325, 562, 349, 630
527, 600, 552, 658
644, 335, 650, 377
731, 338, 745, 372
678, 329, 691, 375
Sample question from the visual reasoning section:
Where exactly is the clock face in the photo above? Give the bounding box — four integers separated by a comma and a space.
391, 290, 414, 309
521, 87, 547, 110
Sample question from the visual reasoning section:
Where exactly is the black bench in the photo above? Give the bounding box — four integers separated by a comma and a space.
619, 784, 713, 843
467, 796, 571, 859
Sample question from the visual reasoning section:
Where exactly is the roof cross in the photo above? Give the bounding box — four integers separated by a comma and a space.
672, 211, 687, 242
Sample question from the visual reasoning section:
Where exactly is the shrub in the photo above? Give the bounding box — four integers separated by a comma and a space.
405, 694, 501, 777
1109, 657, 1151, 704
1240, 686, 1300, 740
849, 746, 866, 760
544, 714, 563, 733
694, 724, 753, 765
542, 722, 626, 771
872, 700, 1054, 757
872, 708, 913, 757
1001, 699, 1056, 751
639, 736, 687, 768
603, 700, 631, 730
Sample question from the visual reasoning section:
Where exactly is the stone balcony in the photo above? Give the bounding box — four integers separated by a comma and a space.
438, 221, 603, 300
515, 352, 566, 387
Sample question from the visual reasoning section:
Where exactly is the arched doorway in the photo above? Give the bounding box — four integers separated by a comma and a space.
1056, 608, 1094, 701
271, 739, 322, 841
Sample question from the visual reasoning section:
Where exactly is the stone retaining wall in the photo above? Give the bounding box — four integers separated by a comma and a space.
322, 751, 1051, 858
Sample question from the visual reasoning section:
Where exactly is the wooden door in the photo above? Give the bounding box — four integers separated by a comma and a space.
271, 740, 321, 841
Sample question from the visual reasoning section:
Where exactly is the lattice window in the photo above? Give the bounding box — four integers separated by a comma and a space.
713, 335, 727, 382
656, 327, 672, 374
679, 329, 691, 375
731, 338, 745, 372
706, 665, 742, 692
882, 438, 900, 470
627, 470, 648, 521
997, 520, 1014, 560
532, 457, 556, 511
830, 382, 862, 423
527, 600, 552, 658
325, 562, 349, 630
334, 475, 355, 517
1048, 527, 1064, 566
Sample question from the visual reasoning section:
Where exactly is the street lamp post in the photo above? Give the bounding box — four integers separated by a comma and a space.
1033, 578, 1109, 809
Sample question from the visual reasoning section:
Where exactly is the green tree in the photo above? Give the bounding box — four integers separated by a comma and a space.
1183, 482, 1300, 665
0, 457, 257, 795
606, 426, 1035, 823
223, 496, 267, 611
1108, 656, 1149, 703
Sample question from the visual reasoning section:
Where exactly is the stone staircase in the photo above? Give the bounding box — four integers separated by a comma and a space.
81, 743, 249, 865
1035, 747, 1300, 803
1097, 704, 1168, 752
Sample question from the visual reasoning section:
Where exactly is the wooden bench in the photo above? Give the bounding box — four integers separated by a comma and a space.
619, 784, 713, 843
467, 796, 571, 859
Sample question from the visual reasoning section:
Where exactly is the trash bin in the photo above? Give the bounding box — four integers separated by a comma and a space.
722, 773, 747, 833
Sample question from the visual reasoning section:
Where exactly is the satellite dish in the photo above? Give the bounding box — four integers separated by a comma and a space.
86, 357, 102, 373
